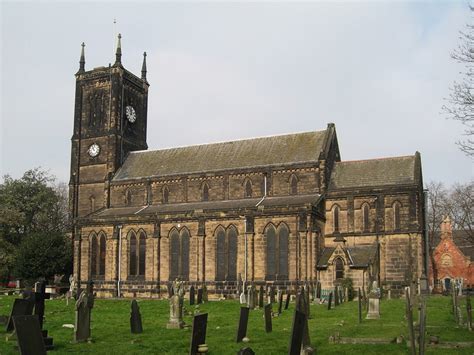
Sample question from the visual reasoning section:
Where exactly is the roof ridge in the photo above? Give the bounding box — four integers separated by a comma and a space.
336, 154, 415, 164
129, 129, 327, 155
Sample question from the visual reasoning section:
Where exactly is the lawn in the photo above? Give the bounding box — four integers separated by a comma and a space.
0, 294, 472, 354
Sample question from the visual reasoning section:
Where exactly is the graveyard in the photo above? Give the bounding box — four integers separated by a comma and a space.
0, 291, 472, 354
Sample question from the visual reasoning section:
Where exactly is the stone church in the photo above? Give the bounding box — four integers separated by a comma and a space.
70, 36, 426, 298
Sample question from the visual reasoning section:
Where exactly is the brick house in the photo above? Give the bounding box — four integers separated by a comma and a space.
70, 37, 426, 298
430, 217, 473, 291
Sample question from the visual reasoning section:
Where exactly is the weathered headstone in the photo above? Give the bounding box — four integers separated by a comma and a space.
327, 292, 333, 310
189, 285, 195, 306
247, 286, 256, 309
278, 290, 284, 315
288, 309, 306, 355
316, 281, 321, 299
366, 281, 381, 319
6, 299, 34, 332
189, 313, 208, 355
239, 290, 247, 305
236, 307, 250, 343
285, 291, 291, 310
33, 281, 50, 330
264, 303, 272, 333
74, 281, 94, 342
167, 280, 185, 329
258, 285, 264, 308
13, 315, 46, 355
334, 287, 339, 306
358, 287, 362, 324
197, 288, 203, 305
130, 299, 143, 334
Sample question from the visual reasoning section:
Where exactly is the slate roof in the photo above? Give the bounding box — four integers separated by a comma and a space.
113, 130, 328, 181
92, 193, 322, 218
328, 155, 417, 190
317, 244, 377, 268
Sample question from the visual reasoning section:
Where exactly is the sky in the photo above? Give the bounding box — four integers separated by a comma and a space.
1, 1, 473, 186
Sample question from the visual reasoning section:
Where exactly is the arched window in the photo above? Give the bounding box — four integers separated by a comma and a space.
202, 183, 209, 201
215, 226, 238, 282
393, 202, 401, 231
362, 203, 370, 232
90, 233, 98, 277
215, 227, 226, 281
138, 232, 146, 276
129, 231, 137, 276
265, 224, 276, 280
277, 224, 289, 279
90, 196, 96, 213
168, 228, 190, 281
290, 175, 298, 195
245, 179, 252, 198
125, 189, 132, 206
335, 257, 344, 279
333, 205, 340, 233
98, 233, 106, 276
162, 186, 169, 204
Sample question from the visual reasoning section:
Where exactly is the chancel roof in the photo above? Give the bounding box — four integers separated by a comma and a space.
329, 155, 418, 190
113, 130, 328, 181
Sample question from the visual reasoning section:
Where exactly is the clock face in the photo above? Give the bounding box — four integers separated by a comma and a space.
87, 143, 100, 157
126, 105, 136, 123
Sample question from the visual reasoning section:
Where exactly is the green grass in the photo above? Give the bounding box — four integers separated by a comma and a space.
0, 295, 472, 354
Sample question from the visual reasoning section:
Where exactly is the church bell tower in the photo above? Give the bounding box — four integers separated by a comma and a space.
69, 34, 149, 220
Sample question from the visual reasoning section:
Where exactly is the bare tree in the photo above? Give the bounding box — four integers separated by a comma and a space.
445, 181, 473, 244
443, 6, 474, 157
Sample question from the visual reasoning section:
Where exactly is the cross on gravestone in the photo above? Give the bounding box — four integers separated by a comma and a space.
278, 291, 284, 315
189, 313, 208, 355
6, 299, 34, 332
74, 281, 94, 343
327, 292, 333, 310
197, 288, 203, 305
236, 307, 250, 343
238, 347, 255, 355
405, 288, 416, 355
13, 315, 46, 355
285, 291, 291, 310
258, 286, 264, 308
189, 286, 195, 306
130, 299, 143, 334
264, 303, 272, 333
288, 310, 307, 355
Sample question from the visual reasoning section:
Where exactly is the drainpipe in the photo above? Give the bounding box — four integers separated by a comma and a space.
256, 175, 267, 207
117, 225, 123, 298
244, 217, 247, 289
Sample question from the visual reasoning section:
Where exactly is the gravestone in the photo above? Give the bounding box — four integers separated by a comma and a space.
13, 315, 46, 355
358, 287, 362, 323
167, 280, 185, 329
269, 286, 275, 303
264, 303, 272, 333
304, 286, 311, 319
366, 281, 381, 319
33, 281, 50, 329
236, 307, 250, 343
130, 299, 143, 334
405, 287, 416, 355
6, 299, 34, 332
316, 281, 321, 299
418, 298, 426, 355
288, 310, 306, 355
339, 288, 344, 304
327, 292, 333, 310
189, 313, 208, 355
467, 296, 472, 331
74, 281, 94, 342
238, 347, 255, 355
278, 290, 284, 315
334, 287, 339, 306
285, 291, 291, 310
197, 288, 203, 304
258, 285, 264, 308
190, 285, 195, 306
247, 286, 256, 309
202, 285, 208, 302
239, 290, 247, 305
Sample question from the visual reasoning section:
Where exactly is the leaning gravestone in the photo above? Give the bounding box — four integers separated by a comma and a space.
130, 299, 143, 334
197, 288, 203, 305
6, 298, 34, 332
264, 303, 272, 333
74, 281, 94, 343
258, 285, 264, 308
189, 285, 195, 306
285, 291, 291, 310
288, 309, 306, 355
189, 313, 208, 355
13, 315, 46, 355
236, 307, 250, 343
